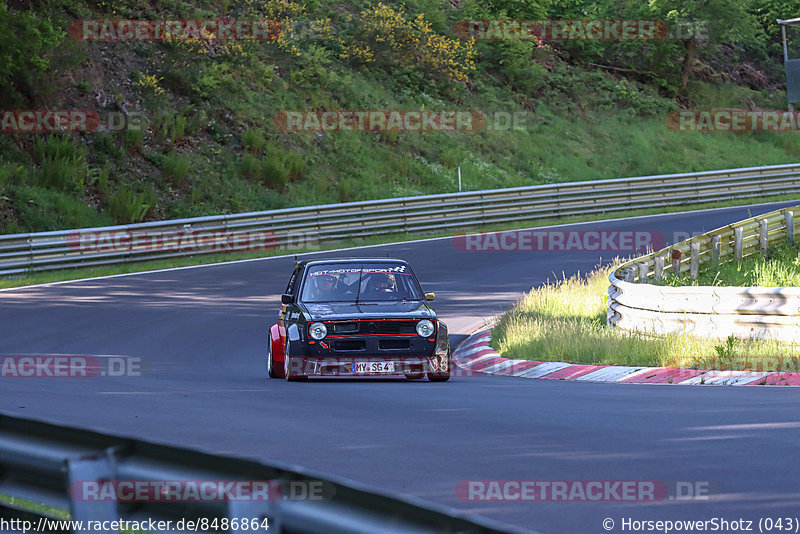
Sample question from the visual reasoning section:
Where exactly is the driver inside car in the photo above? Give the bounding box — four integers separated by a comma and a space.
362, 272, 397, 297
307, 273, 340, 300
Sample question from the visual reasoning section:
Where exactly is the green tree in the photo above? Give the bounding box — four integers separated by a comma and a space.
0, 5, 64, 106
649, 0, 763, 93
479, 0, 551, 19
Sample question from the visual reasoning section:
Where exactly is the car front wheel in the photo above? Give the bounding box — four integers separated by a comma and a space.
427, 371, 450, 382
284, 340, 308, 382
267, 334, 281, 379
427, 352, 451, 382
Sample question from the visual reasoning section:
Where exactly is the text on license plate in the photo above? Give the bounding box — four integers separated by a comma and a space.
352, 362, 395, 374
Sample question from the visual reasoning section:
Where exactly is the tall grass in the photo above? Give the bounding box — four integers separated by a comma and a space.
32, 136, 87, 193
661, 244, 800, 287
162, 151, 190, 186
491, 265, 800, 371
106, 187, 155, 223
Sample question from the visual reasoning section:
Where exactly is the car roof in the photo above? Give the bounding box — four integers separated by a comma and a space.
296, 258, 410, 268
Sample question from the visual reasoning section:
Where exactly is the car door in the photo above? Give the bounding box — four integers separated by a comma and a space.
279, 264, 304, 348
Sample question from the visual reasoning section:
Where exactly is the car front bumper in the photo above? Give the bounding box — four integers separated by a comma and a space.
286, 353, 449, 377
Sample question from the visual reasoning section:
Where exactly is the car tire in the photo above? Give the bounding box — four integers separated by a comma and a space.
284, 340, 308, 382
427, 371, 450, 382
427, 352, 451, 382
267, 334, 280, 379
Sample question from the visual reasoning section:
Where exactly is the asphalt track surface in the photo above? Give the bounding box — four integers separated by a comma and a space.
2, 201, 800, 533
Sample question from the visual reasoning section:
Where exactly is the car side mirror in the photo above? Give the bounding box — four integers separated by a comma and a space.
281, 294, 294, 305
425, 292, 435, 301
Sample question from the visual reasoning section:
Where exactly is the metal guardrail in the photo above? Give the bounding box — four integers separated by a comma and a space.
2, 163, 800, 276
0, 413, 518, 534
607, 206, 800, 341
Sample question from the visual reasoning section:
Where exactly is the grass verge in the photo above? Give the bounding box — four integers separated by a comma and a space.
2, 193, 798, 290
0, 493, 156, 533
0, 494, 68, 520
490, 262, 800, 373
660, 243, 800, 287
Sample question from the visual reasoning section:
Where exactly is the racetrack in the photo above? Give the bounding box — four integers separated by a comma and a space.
2, 201, 800, 533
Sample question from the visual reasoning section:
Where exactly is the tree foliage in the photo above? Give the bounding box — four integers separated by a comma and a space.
0, 4, 64, 106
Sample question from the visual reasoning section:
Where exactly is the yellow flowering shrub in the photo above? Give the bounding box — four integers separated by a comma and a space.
341, 3, 475, 83
164, 22, 248, 58
137, 73, 165, 95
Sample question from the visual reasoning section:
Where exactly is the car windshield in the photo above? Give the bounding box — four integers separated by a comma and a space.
300, 263, 423, 303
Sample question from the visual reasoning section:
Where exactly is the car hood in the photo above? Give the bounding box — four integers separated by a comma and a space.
300, 301, 436, 320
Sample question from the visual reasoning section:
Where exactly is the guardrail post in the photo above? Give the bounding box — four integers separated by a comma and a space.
623, 267, 635, 282
711, 235, 721, 268
786, 211, 795, 245
734, 227, 744, 260
638, 262, 648, 283
27, 234, 33, 274
690, 243, 700, 279
671, 249, 681, 275
759, 219, 768, 254
654, 256, 664, 281
65, 451, 119, 534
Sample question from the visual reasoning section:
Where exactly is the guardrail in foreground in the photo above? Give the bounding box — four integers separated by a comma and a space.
0, 413, 516, 534
2, 163, 800, 276
608, 206, 800, 341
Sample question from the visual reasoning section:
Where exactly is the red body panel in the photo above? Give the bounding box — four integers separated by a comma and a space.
270, 323, 286, 365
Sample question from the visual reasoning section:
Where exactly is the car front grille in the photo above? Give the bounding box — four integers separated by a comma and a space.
328, 320, 418, 336
334, 339, 366, 351
379, 339, 410, 350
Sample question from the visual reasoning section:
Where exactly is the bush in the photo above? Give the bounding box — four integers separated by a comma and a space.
105, 187, 155, 223
240, 155, 261, 179
0, 5, 64, 105
471, 39, 547, 94
281, 150, 307, 180
32, 136, 87, 193
162, 151, 190, 186
242, 129, 267, 154
88, 167, 109, 197
10, 185, 110, 231
0, 165, 24, 187
125, 129, 145, 153
340, 3, 476, 84
151, 106, 199, 143
261, 158, 290, 190
240, 145, 306, 190
93, 133, 123, 162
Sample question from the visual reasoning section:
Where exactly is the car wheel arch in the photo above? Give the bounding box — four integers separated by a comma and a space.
268, 323, 287, 376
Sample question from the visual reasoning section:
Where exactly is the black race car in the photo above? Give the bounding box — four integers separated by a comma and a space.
267, 258, 450, 381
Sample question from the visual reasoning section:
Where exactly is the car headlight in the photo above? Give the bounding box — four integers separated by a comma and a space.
416, 319, 435, 337
309, 322, 327, 340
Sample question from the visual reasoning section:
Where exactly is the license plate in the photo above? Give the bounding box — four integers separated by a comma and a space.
351, 361, 395, 374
